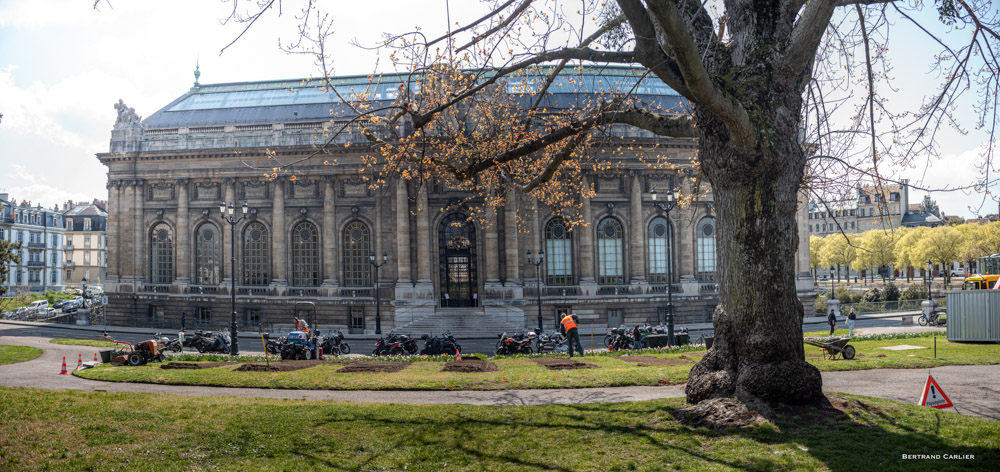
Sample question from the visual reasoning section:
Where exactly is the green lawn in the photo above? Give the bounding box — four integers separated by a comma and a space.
49, 338, 118, 348
75, 333, 1000, 390
0, 387, 995, 471
0, 345, 43, 365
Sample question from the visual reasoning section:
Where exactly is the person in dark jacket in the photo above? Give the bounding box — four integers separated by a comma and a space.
632, 325, 643, 350
827, 309, 837, 335
847, 308, 857, 337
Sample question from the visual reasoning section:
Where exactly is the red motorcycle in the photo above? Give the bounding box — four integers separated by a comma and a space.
495, 331, 534, 355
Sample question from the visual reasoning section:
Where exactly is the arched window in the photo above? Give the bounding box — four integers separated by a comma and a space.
342, 221, 371, 287
544, 218, 573, 285
697, 217, 717, 282
194, 223, 220, 285
596, 217, 624, 285
648, 216, 673, 284
291, 221, 320, 287
149, 223, 174, 284
242, 222, 269, 286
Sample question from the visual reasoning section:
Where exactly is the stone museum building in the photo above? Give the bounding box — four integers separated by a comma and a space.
98, 67, 815, 334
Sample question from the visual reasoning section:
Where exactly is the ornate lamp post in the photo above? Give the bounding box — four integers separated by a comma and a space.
220, 201, 248, 356
651, 188, 679, 345
526, 249, 545, 332
830, 265, 836, 299
369, 251, 388, 334
925, 259, 933, 301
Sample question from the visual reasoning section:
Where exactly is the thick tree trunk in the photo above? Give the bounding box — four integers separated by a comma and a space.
685, 116, 824, 407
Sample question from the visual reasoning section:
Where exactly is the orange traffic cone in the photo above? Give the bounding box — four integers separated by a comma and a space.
76, 353, 82, 370
94, 352, 99, 363
60, 356, 68, 375
456, 350, 462, 362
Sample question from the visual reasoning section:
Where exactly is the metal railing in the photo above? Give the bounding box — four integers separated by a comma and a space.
596, 285, 634, 296
340, 288, 373, 298
647, 284, 682, 294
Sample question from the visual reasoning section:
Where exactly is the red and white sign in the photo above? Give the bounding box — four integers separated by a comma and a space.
918, 375, 954, 409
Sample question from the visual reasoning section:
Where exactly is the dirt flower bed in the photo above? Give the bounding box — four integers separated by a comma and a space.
617, 356, 692, 367
335, 361, 411, 374
234, 360, 323, 372
441, 358, 498, 373
161, 362, 234, 370
531, 357, 598, 370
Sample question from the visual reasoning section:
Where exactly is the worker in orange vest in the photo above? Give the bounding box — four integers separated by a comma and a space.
560, 313, 585, 357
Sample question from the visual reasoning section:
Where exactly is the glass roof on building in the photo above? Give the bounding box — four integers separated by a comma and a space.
166, 68, 680, 113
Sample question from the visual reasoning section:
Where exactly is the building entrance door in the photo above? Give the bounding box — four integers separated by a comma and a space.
439, 214, 478, 307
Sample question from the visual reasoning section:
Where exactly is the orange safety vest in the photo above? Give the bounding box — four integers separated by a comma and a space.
560, 315, 577, 331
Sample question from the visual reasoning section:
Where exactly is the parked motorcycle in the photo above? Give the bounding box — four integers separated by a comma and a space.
534, 330, 567, 353
325, 329, 350, 355
372, 333, 417, 356
195, 330, 231, 354
261, 332, 285, 355
496, 331, 534, 355
419, 331, 462, 355
154, 332, 183, 353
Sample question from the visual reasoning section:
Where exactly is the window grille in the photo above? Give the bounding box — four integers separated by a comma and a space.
291, 221, 320, 286
544, 218, 573, 285
342, 221, 371, 287
696, 218, 717, 282
195, 223, 220, 285
242, 222, 270, 285
149, 223, 174, 284
596, 217, 624, 285
647, 216, 672, 284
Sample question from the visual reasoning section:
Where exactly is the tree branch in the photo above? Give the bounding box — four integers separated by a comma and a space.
780, 0, 837, 84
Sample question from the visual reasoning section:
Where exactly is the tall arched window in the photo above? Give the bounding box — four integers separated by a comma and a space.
291, 221, 320, 286
648, 216, 673, 284
242, 222, 270, 286
697, 217, 717, 282
342, 221, 371, 287
597, 217, 624, 285
149, 223, 174, 284
544, 218, 573, 285
194, 223, 220, 285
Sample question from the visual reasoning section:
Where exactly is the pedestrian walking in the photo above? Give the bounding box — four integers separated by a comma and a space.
632, 325, 643, 350
847, 308, 857, 337
561, 313, 585, 357
827, 309, 837, 336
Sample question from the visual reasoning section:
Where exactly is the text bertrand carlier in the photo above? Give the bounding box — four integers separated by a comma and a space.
901, 454, 976, 460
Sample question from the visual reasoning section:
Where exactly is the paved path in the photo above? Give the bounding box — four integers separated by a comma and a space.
2, 333, 997, 420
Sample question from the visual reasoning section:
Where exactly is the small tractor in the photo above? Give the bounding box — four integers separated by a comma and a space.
100, 334, 167, 366
277, 302, 325, 360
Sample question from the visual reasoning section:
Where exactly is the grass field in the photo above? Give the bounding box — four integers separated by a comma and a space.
0, 387, 994, 471
49, 338, 117, 348
74, 332, 1000, 390
0, 345, 43, 365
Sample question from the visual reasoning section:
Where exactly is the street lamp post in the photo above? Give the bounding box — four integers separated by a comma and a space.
830, 265, 836, 299
369, 251, 388, 334
220, 201, 249, 356
925, 259, 933, 301
651, 188, 679, 345
526, 250, 545, 332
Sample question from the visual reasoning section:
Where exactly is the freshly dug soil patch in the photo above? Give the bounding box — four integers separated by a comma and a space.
531, 357, 599, 370
441, 358, 498, 373
336, 361, 410, 374
617, 355, 691, 367
234, 360, 322, 372
160, 362, 234, 370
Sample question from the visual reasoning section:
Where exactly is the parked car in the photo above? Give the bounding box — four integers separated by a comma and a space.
26, 300, 49, 315
950, 269, 965, 277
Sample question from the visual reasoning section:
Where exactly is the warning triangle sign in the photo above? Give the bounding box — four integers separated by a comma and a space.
918, 375, 954, 409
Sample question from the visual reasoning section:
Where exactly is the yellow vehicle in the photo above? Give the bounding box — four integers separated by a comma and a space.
963, 254, 1000, 290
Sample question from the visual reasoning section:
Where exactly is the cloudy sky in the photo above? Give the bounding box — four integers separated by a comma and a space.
0, 0, 995, 218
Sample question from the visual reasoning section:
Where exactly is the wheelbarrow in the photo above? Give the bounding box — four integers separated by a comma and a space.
804, 336, 856, 360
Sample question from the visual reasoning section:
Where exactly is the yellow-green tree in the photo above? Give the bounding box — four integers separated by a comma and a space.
895, 226, 928, 282
955, 223, 982, 273
974, 221, 1000, 259
809, 235, 825, 281
854, 230, 898, 283
918, 226, 962, 285
820, 233, 856, 283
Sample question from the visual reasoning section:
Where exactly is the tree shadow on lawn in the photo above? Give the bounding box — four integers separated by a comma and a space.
285, 395, 996, 471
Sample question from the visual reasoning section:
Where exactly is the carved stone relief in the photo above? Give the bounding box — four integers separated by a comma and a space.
193, 181, 221, 201
147, 182, 175, 201
241, 181, 270, 200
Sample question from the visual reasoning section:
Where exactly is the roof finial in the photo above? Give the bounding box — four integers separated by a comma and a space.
192, 56, 201, 89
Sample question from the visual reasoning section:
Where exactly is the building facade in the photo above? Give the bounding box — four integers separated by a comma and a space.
0, 194, 65, 294
98, 69, 815, 332
60, 201, 109, 288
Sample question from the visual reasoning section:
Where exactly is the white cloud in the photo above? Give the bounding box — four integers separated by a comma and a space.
3, 165, 92, 208
903, 141, 999, 218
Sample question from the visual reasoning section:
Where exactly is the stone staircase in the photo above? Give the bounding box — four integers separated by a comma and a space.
395, 306, 526, 339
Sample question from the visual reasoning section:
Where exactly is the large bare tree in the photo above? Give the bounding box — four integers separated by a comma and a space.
211, 0, 998, 416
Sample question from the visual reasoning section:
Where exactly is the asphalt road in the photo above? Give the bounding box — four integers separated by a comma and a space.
0, 313, 916, 356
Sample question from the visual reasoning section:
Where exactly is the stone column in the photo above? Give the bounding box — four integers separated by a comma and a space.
395, 179, 411, 284
175, 178, 190, 284
629, 172, 645, 283
484, 208, 500, 284
795, 189, 815, 293
133, 179, 145, 283
271, 179, 287, 286
579, 176, 596, 284
222, 178, 235, 285
415, 183, 432, 285
120, 182, 135, 283
106, 181, 120, 283
504, 191, 520, 284
322, 177, 338, 287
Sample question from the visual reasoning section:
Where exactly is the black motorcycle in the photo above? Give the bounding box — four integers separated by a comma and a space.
196, 330, 231, 354
261, 332, 284, 355
155, 332, 183, 353
496, 331, 534, 355
372, 333, 417, 356
326, 330, 350, 354
419, 331, 461, 355
534, 330, 567, 353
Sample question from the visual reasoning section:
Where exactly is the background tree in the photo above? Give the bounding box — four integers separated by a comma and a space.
809, 235, 825, 281
895, 226, 927, 282
0, 240, 22, 296
919, 226, 962, 286
854, 230, 898, 284
820, 233, 857, 284
217, 0, 1000, 416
